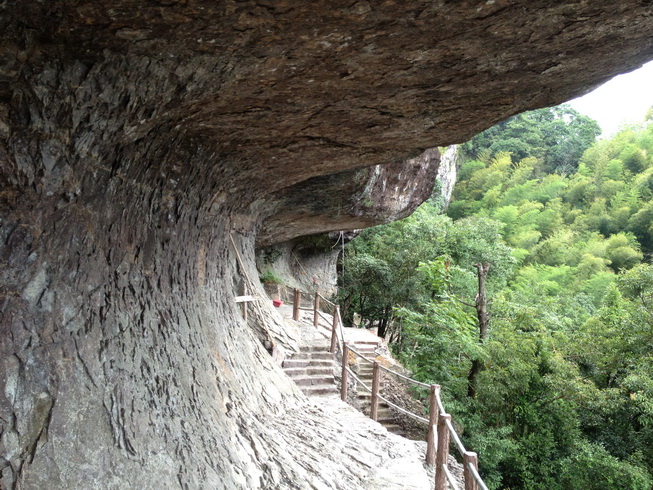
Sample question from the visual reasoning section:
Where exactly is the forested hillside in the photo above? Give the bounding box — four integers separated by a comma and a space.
339, 106, 653, 489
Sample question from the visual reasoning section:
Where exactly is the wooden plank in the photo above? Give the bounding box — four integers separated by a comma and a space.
235, 295, 257, 303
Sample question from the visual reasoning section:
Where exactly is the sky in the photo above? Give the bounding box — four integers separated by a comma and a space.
568, 60, 653, 138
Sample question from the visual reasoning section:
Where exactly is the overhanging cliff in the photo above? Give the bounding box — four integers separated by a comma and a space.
2, 1, 653, 488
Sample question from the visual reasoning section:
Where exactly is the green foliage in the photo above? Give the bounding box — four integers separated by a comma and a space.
259, 269, 284, 284
558, 441, 653, 490
341, 113, 653, 488
339, 201, 514, 332
462, 104, 601, 174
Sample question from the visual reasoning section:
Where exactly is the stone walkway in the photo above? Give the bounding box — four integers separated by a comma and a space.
274, 303, 436, 489
308, 394, 434, 490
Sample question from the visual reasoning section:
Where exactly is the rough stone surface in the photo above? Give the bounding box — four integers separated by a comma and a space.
257, 235, 345, 297
436, 145, 460, 209
2, 1, 653, 488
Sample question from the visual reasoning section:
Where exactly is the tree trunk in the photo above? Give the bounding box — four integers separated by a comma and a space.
467, 262, 490, 399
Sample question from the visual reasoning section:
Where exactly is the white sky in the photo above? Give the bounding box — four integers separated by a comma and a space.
568, 60, 653, 138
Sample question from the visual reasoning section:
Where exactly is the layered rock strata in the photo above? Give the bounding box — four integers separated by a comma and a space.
2, 1, 653, 488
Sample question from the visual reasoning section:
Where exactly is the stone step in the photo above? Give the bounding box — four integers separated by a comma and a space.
283, 366, 333, 377
310, 359, 335, 367
301, 384, 338, 396
354, 347, 377, 352
366, 410, 395, 422
283, 359, 309, 369
282, 367, 305, 378
293, 375, 335, 386
306, 366, 333, 376
384, 424, 406, 435
361, 414, 397, 425
377, 415, 397, 424
292, 351, 334, 360
354, 349, 376, 356
361, 405, 394, 415
312, 352, 335, 360
296, 343, 330, 350
305, 343, 332, 352
284, 357, 334, 368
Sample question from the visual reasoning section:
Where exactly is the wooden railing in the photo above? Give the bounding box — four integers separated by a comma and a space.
340, 343, 488, 490
280, 286, 488, 490
291, 289, 346, 355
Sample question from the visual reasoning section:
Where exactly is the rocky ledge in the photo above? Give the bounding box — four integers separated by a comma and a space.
2, 1, 653, 488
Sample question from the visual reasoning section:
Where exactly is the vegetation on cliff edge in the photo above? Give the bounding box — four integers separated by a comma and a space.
339, 106, 653, 489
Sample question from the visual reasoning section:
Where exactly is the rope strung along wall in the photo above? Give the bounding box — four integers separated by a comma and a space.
229, 233, 276, 352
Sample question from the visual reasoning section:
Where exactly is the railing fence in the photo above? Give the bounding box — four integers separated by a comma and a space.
246, 283, 488, 490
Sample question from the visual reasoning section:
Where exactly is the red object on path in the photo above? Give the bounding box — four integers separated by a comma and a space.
273, 299, 283, 307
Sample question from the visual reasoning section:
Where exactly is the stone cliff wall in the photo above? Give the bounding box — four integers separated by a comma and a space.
2, 1, 653, 488
437, 145, 459, 209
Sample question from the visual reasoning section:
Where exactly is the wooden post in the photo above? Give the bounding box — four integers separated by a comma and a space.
464, 451, 479, 490
426, 384, 441, 466
341, 342, 349, 401
371, 361, 380, 421
330, 306, 339, 353
434, 413, 451, 490
293, 288, 300, 321
313, 292, 320, 329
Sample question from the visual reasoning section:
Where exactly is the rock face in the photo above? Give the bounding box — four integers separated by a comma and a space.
257, 148, 441, 246
436, 145, 460, 209
2, 1, 653, 488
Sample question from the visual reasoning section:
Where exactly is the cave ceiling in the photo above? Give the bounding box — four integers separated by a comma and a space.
3, 1, 653, 242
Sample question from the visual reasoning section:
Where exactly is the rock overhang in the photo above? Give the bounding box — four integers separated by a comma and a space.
3, 1, 653, 240
4, 2, 653, 488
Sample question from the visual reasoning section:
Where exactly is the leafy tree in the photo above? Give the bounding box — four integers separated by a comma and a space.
341, 110, 653, 488
463, 105, 601, 173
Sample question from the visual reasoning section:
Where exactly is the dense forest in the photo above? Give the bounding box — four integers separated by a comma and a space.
339, 106, 653, 489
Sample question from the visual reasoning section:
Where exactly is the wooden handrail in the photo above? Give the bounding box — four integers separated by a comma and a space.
376, 393, 429, 424
346, 367, 373, 393
293, 289, 301, 321
446, 418, 466, 456
346, 341, 487, 489
347, 345, 375, 364
282, 284, 487, 490
377, 362, 431, 388
467, 458, 488, 490
317, 292, 337, 307
444, 464, 461, 490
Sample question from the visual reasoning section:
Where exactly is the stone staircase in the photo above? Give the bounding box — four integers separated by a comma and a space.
351, 341, 405, 437
282, 338, 338, 396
